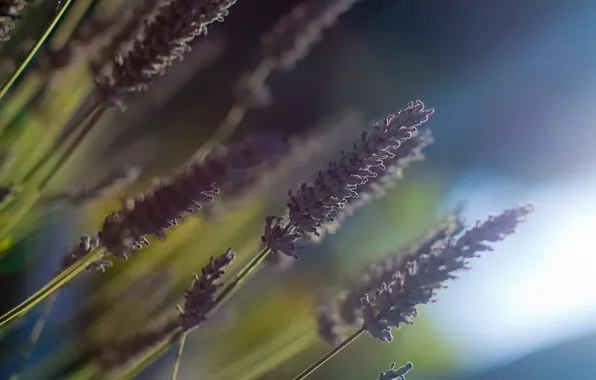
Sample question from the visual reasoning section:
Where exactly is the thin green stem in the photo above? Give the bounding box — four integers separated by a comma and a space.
38, 105, 107, 191
0, 247, 104, 327
21, 103, 99, 185
292, 327, 365, 380
0, 309, 24, 341
8, 292, 59, 380
0, 0, 75, 101
170, 331, 187, 380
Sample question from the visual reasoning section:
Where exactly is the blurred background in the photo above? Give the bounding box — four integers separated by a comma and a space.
0, 0, 595, 379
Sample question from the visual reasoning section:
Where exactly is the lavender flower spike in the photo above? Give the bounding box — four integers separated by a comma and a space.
377, 362, 413, 380
362, 203, 533, 342
333, 210, 463, 330
312, 128, 435, 241
263, 101, 434, 259
316, 304, 343, 345
97, 249, 234, 369
95, 0, 237, 110
262, 0, 362, 70
99, 135, 282, 259
178, 248, 236, 331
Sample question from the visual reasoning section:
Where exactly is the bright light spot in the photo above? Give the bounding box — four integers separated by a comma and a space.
514, 211, 596, 323
429, 171, 596, 370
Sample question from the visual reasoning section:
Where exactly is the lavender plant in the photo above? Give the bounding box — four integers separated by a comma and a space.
98, 249, 235, 372
262, 100, 434, 258
316, 211, 464, 344
293, 204, 533, 379
0, 1, 539, 379
362, 204, 532, 342
193, 0, 366, 160
94, 0, 237, 111
0, 134, 282, 328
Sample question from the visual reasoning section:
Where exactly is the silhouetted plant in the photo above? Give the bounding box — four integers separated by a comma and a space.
0, 1, 538, 379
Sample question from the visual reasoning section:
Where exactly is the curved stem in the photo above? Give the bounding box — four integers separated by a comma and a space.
0, 0, 75, 101
37, 105, 107, 191
292, 327, 365, 380
170, 331, 187, 380
0, 247, 104, 327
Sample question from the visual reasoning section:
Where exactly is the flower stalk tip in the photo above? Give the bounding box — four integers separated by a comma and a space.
178, 248, 236, 332
361, 204, 533, 342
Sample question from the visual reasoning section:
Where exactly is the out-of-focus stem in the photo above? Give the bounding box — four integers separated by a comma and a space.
169, 332, 187, 380
0, 247, 104, 327
190, 59, 274, 162
111, 329, 183, 380
292, 327, 365, 380
37, 105, 107, 191
21, 102, 100, 185
0, 0, 75, 101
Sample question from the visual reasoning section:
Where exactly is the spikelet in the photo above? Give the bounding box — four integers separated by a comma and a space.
335, 211, 463, 328
205, 109, 363, 220
262, 0, 362, 70
90, 0, 164, 77
178, 248, 236, 331
262, 101, 434, 259
313, 212, 463, 344
99, 135, 283, 259
341, 129, 434, 215
234, 0, 363, 108
95, 0, 237, 110
310, 128, 435, 242
96, 249, 235, 370
377, 362, 413, 380
362, 204, 533, 342
316, 303, 343, 345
